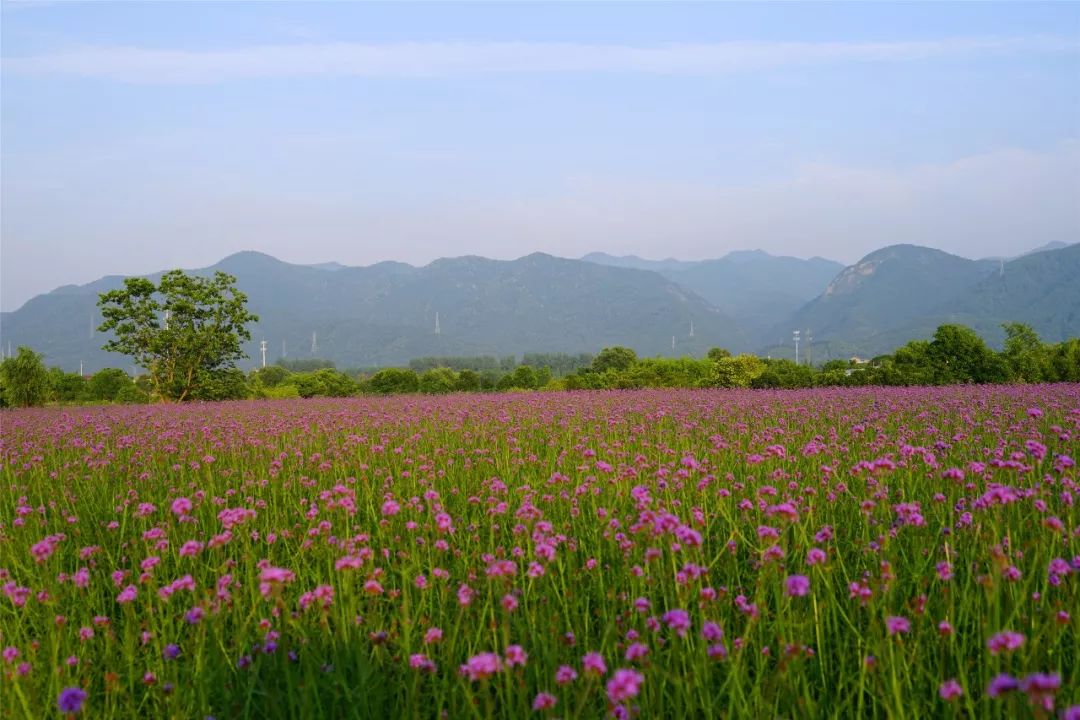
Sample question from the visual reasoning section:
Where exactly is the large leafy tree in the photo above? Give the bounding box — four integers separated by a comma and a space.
1001, 322, 1047, 382
97, 270, 258, 402
928, 324, 1008, 384
0, 346, 51, 407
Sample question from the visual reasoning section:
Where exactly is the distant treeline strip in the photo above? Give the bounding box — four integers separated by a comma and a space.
1, 323, 1077, 407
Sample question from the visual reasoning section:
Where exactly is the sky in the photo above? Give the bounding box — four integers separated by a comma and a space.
2, 1, 1078, 311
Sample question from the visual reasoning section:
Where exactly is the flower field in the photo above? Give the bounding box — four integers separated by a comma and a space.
2, 386, 1078, 719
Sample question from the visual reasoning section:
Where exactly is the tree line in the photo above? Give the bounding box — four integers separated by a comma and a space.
3, 322, 1077, 407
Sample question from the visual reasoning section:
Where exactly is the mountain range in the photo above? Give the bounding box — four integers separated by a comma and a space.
1, 242, 1076, 372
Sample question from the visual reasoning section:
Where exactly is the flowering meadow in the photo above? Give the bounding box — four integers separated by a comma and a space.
2, 386, 1078, 719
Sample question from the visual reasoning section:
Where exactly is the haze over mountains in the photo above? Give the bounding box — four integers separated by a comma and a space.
1, 242, 1076, 373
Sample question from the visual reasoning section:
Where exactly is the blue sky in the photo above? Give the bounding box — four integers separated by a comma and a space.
2, 1, 1078, 310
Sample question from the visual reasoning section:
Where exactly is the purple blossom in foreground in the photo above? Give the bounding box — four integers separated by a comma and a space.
57, 687, 87, 714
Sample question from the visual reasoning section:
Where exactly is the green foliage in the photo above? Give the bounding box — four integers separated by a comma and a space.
455, 369, 482, 392
285, 369, 357, 398
115, 384, 150, 404
591, 346, 638, 373
97, 270, 258, 402
251, 365, 291, 388
264, 384, 301, 399
367, 368, 420, 395
1047, 338, 1080, 381
707, 347, 732, 361
0, 346, 50, 407
87, 368, 135, 402
928, 324, 1008, 384
47, 368, 89, 403
751, 359, 814, 389
418, 367, 459, 394
497, 365, 539, 391
1001, 323, 1049, 382
711, 354, 765, 388
191, 368, 251, 401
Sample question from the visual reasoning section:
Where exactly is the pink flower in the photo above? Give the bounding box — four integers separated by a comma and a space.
625, 643, 649, 662
501, 594, 518, 612
258, 566, 295, 598
786, 575, 810, 597
555, 665, 578, 685
532, 692, 557, 711
170, 498, 192, 516
987, 631, 1025, 655
582, 652, 607, 676
116, 585, 137, 604
179, 541, 203, 557
460, 652, 503, 681
806, 548, 827, 565
886, 616, 911, 636
424, 628, 443, 644
939, 679, 963, 701
409, 654, 436, 673
606, 668, 644, 703
30, 534, 64, 563
505, 645, 528, 667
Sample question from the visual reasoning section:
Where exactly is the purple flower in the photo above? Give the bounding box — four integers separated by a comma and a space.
987, 630, 1024, 655
786, 575, 811, 597
662, 609, 691, 637
163, 644, 181, 661
57, 687, 87, 714
987, 673, 1019, 698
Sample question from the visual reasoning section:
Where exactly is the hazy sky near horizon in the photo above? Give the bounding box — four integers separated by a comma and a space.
2, 2, 1079, 311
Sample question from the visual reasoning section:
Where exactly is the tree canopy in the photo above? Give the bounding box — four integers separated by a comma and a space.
97, 270, 258, 402
0, 346, 51, 407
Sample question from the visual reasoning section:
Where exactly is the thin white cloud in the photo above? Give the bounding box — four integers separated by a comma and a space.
3, 36, 1076, 83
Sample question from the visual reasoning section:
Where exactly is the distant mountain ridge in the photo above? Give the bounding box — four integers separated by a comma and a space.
776, 243, 1079, 359
0, 251, 743, 372
1, 243, 1076, 372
